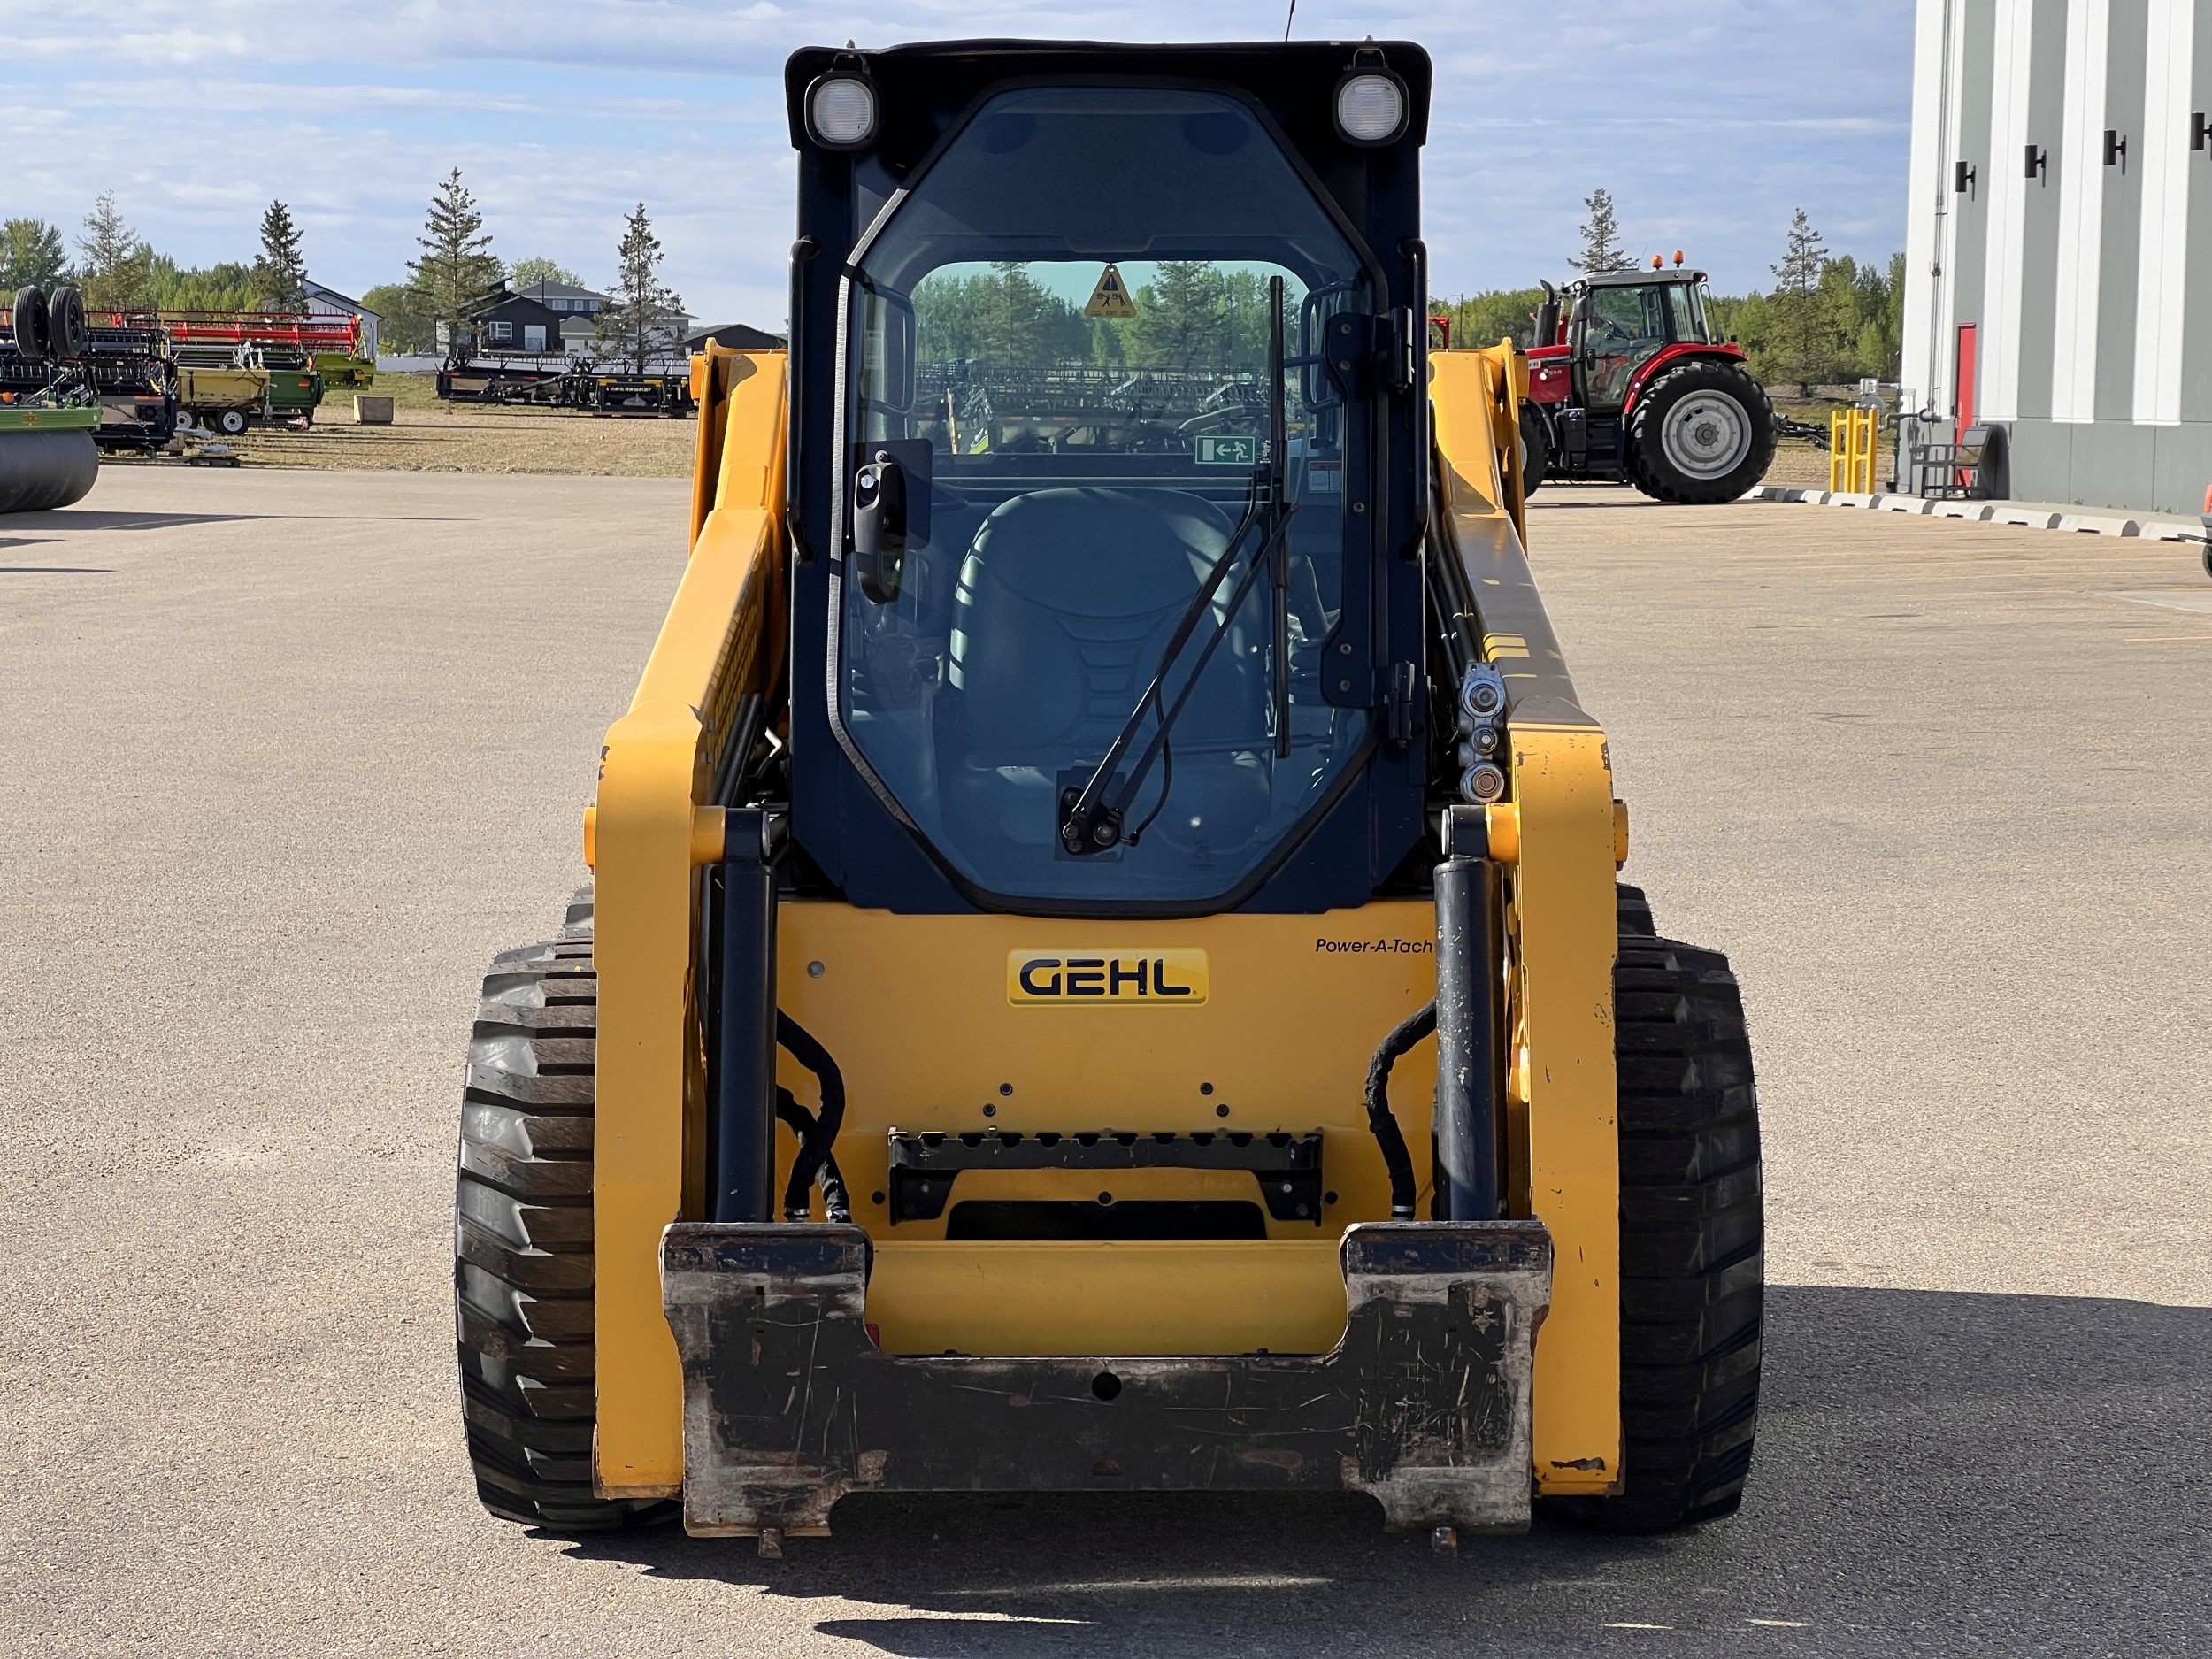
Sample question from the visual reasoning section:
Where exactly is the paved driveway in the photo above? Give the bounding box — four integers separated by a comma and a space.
3, 471, 2204, 1656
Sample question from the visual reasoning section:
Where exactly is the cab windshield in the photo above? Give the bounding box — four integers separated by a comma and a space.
839, 86, 1373, 905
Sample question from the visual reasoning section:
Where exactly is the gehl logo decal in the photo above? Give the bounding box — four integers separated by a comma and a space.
1008, 949, 1209, 1005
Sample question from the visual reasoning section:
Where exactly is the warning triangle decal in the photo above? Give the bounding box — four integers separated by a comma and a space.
1084, 264, 1138, 319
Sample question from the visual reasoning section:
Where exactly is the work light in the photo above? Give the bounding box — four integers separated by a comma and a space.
1334, 71, 1406, 145
808, 73, 879, 150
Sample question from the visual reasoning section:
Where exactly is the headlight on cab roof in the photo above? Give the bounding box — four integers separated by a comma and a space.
808, 73, 879, 150
1333, 71, 1407, 146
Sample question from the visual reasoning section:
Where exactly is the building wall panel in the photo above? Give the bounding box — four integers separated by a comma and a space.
1982, 4, 2036, 419
1949, 0, 1999, 417
2052, 0, 2113, 422
2093, 0, 2149, 420
2132, 0, 2195, 422
2015, 0, 2075, 420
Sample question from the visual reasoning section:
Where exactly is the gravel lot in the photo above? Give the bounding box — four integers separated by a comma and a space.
2, 469, 2206, 1656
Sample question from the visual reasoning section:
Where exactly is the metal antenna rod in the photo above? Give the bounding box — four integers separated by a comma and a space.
1284, 1, 1295, 41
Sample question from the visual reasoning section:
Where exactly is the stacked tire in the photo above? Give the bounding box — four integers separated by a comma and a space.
1, 284, 100, 515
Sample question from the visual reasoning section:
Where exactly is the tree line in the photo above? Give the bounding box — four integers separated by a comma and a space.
915, 262, 1289, 374
3, 196, 308, 314
4, 171, 686, 373
1436, 191, 1905, 393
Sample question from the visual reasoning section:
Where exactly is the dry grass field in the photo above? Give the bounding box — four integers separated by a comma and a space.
182, 372, 698, 478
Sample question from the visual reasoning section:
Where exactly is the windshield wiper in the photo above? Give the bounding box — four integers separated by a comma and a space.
1265, 273, 1292, 762
1058, 277, 1300, 857
1058, 481, 1256, 855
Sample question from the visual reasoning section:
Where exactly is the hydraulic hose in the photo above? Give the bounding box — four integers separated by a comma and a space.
772, 1087, 851, 1224
1363, 1002, 1433, 1219
775, 1012, 847, 1220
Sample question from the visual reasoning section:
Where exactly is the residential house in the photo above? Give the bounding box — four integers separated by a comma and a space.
443, 281, 573, 357
301, 279, 380, 360
570, 299, 699, 365
686, 322, 784, 352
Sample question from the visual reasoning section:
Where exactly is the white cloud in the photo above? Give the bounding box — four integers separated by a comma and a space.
4, 0, 1912, 323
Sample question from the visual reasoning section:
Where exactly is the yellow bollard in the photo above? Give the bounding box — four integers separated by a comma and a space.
1830, 407, 1878, 494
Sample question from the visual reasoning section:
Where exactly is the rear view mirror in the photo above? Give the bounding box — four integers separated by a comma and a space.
864, 292, 917, 417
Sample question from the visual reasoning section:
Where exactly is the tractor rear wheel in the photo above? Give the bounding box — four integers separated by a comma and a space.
1557, 899, 1763, 1530
454, 887, 675, 1532
1517, 403, 1549, 495
1624, 357, 1777, 504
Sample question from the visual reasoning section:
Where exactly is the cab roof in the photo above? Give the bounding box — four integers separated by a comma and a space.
1574, 269, 1709, 289
782, 38, 1432, 169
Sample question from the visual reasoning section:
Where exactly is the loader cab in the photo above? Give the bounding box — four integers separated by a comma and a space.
783, 42, 1433, 916
1566, 269, 1717, 413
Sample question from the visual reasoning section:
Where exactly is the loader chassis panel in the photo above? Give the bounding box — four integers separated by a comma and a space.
663, 1222, 1552, 1535
771, 902, 1439, 1257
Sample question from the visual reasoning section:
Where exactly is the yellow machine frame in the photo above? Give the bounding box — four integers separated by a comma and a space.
586, 341, 1624, 1502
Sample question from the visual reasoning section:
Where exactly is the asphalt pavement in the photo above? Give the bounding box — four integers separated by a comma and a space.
2, 469, 2205, 1656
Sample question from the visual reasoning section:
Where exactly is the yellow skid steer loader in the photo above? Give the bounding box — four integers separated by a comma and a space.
454, 37, 1763, 1548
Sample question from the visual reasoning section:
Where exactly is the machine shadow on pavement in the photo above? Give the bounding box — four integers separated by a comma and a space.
4, 508, 273, 532
556, 1286, 2211, 1656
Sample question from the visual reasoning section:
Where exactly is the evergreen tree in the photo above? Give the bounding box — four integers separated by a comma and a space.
1769, 208, 1830, 394
1568, 188, 1632, 275
407, 169, 502, 342
146, 257, 262, 312
1131, 263, 1233, 373
252, 200, 308, 311
913, 265, 1088, 367
1, 218, 69, 308
595, 204, 684, 372
78, 193, 154, 312
510, 256, 581, 295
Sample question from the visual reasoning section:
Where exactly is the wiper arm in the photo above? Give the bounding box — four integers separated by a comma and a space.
1059, 282, 1299, 857
1058, 479, 1260, 856
1059, 499, 1297, 856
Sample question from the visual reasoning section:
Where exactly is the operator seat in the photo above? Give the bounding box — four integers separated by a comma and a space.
939, 486, 1270, 864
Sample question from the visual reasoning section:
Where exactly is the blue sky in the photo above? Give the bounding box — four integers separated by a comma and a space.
2, 1, 1914, 328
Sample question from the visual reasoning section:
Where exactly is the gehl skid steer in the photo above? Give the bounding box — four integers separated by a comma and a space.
455, 38, 1763, 1550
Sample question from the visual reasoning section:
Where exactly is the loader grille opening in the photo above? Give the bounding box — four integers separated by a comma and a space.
944, 1199, 1267, 1240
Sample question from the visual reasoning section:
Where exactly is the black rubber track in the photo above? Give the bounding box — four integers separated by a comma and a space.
1624, 357, 1778, 505
454, 887, 676, 1532
1555, 887, 1764, 1530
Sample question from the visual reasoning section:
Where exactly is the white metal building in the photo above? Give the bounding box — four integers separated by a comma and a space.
1901, 0, 2212, 511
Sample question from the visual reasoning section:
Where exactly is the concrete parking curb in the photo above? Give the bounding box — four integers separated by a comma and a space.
1745, 484, 2201, 542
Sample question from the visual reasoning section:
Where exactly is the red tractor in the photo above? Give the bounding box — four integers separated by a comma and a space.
1518, 259, 1776, 503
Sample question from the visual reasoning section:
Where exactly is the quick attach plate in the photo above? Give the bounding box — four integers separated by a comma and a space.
659, 1220, 1554, 1538
887, 1129, 1325, 1225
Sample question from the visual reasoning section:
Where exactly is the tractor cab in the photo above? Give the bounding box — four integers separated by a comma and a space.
1563, 268, 1720, 413
1518, 260, 1773, 503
